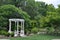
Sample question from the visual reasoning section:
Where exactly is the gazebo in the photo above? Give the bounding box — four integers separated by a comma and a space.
8, 19, 25, 37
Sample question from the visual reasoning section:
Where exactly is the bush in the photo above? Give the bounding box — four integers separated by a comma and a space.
25, 29, 31, 35
31, 27, 38, 34
0, 30, 6, 35
0, 30, 14, 37
10, 32, 14, 37
8, 32, 14, 37
0, 30, 8, 36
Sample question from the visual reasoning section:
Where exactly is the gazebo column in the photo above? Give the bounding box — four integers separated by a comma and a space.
23, 21, 24, 34
17, 21, 19, 35
14, 21, 19, 37
21, 21, 22, 30
8, 21, 11, 33
20, 21, 25, 37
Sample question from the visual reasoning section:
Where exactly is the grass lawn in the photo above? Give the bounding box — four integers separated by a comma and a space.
10, 34, 60, 40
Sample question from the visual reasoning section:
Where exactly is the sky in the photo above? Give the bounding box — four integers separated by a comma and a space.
35, 0, 60, 8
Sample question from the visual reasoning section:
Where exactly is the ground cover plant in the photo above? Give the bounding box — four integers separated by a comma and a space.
11, 34, 60, 40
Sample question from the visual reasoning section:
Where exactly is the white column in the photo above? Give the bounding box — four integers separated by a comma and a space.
8, 20, 11, 33
20, 21, 25, 37
14, 21, 18, 37
15, 21, 16, 29
21, 21, 22, 30
20, 21, 22, 36
17, 21, 19, 35
23, 21, 24, 35
23, 21, 24, 30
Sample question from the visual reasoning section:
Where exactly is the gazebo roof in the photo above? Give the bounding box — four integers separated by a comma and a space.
9, 19, 24, 21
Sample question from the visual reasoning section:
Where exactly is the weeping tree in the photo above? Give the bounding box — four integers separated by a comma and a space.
0, 5, 30, 32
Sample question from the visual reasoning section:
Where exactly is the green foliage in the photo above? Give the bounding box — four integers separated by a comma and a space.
0, 5, 30, 19
0, 5, 30, 32
47, 27, 55, 33
0, 0, 60, 35
8, 32, 14, 37
0, 30, 14, 36
0, 30, 8, 36
31, 27, 38, 34
11, 34, 60, 40
46, 4, 56, 12
40, 9, 60, 34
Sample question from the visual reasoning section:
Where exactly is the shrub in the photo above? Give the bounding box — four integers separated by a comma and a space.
0, 30, 14, 37
10, 32, 14, 37
8, 32, 14, 37
47, 27, 55, 33
25, 29, 31, 35
31, 27, 38, 34
0, 30, 6, 35
0, 30, 8, 36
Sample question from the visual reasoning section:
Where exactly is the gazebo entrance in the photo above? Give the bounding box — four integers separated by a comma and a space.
8, 19, 25, 37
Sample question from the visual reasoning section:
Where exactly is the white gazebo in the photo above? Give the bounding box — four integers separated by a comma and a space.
8, 19, 25, 37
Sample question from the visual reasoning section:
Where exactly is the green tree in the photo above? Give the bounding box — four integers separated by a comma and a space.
0, 5, 30, 31
40, 11, 60, 34
46, 4, 56, 12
